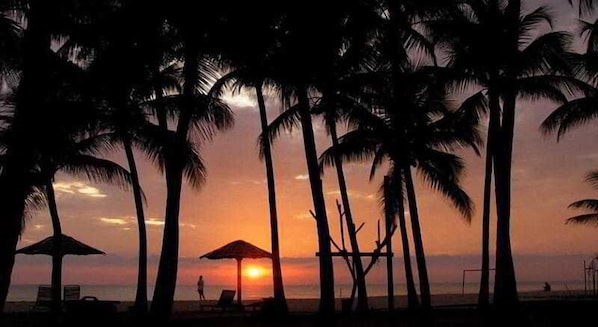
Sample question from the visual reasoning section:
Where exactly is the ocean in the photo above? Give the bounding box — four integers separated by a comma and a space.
7, 281, 587, 302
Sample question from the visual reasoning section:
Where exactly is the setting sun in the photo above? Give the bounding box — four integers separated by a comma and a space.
245, 265, 267, 279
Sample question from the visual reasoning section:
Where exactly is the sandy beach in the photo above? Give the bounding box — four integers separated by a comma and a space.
3, 291, 596, 327
4, 290, 588, 314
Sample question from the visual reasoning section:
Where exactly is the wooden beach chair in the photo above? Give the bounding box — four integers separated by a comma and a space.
32, 285, 52, 311
200, 289, 239, 311
63, 285, 80, 302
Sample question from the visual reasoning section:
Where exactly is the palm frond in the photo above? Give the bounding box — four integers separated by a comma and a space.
72, 133, 121, 156
519, 6, 554, 47
568, 199, 598, 211
416, 150, 473, 220
61, 155, 133, 192
208, 70, 245, 99
134, 123, 170, 175
573, 0, 598, 17
403, 27, 436, 64
319, 129, 380, 170
179, 139, 206, 190
541, 96, 598, 139
579, 18, 598, 53
370, 148, 387, 181
24, 187, 48, 217
585, 170, 598, 189
189, 95, 234, 142
515, 77, 569, 104
565, 213, 598, 226
518, 32, 574, 77
258, 104, 301, 157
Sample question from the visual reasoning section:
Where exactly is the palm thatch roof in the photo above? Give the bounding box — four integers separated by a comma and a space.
16, 234, 106, 256
200, 240, 271, 260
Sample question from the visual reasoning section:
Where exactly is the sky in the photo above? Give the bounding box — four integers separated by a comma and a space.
9, 0, 598, 290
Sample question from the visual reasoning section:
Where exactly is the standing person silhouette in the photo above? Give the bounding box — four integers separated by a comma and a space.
197, 275, 206, 300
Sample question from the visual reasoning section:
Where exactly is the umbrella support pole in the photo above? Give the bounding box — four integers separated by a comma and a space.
237, 258, 242, 306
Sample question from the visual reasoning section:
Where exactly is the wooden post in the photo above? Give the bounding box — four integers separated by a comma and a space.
339, 201, 346, 250
584, 260, 587, 296
384, 176, 395, 310
462, 270, 466, 296
237, 258, 242, 306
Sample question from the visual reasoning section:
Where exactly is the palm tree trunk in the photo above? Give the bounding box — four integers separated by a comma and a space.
123, 139, 148, 314
296, 88, 335, 314
45, 178, 63, 315
150, 165, 183, 319
0, 168, 26, 313
329, 121, 368, 312
255, 86, 287, 312
0, 1, 51, 312
394, 173, 419, 309
492, 0, 520, 308
493, 87, 518, 307
478, 88, 500, 307
403, 167, 431, 309
151, 40, 198, 321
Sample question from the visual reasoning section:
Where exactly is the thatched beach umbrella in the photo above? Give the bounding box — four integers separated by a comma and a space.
16, 234, 105, 308
16, 234, 106, 256
200, 240, 272, 305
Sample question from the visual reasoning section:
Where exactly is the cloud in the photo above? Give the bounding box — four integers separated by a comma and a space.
146, 219, 165, 226
99, 217, 129, 225
326, 190, 376, 201
294, 213, 313, 220
96, 216, 194, 230
53, 182, 107, 198
222, 91, 257, 111
295, 174, 309, 180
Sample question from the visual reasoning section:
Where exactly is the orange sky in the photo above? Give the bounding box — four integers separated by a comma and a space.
11, 1, 598, 287
11, 88, 598, 287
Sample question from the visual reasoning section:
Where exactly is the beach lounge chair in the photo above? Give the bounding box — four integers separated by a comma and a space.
63, 285, 80, 302
200, 289, 239, 311
32, 285, 52, 311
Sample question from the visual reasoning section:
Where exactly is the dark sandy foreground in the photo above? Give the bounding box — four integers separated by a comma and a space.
4, 290, 586, 313
2, 291, 596, 327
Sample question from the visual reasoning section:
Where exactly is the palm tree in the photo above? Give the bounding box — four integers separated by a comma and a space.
0, 0, 52, 310
320, 65, 482, 309
72, 7, 184, 311
261, 2, 353, 313
389, 173, 419, 308
314, 94, 369, 311
431, 0, 581, 307
0, 8, 21, 311
0, 0, 119, 312
150, 3, 234, 319
208, 3, 289, 311
36, 133, 132, 314
265, 1, 386, 312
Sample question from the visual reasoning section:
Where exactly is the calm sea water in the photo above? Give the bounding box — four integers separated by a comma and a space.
7, 281, 586, 302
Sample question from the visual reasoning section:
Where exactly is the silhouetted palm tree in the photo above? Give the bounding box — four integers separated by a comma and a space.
150, 3, 234, 319
208, 3, 289, 311
298, 14, 379, 311
431, 0, 581, 307
0, 0, 118, 311
263, 1, 366, 313
37, 133, 132, 314
320, 65, 481, 309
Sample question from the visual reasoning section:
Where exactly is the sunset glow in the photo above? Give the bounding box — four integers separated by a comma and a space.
245, 265, 267, 279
